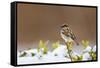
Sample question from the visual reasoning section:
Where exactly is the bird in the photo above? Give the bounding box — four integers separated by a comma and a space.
60, 24, 79, 45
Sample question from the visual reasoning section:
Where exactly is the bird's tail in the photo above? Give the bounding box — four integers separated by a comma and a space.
74, 39, 79, 45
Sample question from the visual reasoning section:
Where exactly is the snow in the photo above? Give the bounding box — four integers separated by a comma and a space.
17, 44, 96, 65
52, 45, 68, 57
83, 46, 92, 52
71, 52, 80, 57
82, 52, 92, 61
93, 45, 96, 52
17, 50, 71, 65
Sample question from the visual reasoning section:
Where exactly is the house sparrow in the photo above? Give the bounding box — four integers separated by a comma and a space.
60, 24, 79, 45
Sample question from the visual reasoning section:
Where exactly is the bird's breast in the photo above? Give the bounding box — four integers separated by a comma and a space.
60, 31, 73, 42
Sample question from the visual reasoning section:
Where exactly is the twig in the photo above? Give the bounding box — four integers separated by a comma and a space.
66, 43, 73, 61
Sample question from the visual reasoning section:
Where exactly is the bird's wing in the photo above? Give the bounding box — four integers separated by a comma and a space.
67, 28, 76, 40
70, 33, 79, 45
70, 32, 76, 40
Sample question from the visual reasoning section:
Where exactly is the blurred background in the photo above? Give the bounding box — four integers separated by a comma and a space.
17, 3, 96, 51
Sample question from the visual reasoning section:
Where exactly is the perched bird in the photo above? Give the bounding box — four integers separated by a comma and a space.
60, 24, 79, 45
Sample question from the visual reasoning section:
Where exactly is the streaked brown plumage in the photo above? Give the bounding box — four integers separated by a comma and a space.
60, 24, 79, 45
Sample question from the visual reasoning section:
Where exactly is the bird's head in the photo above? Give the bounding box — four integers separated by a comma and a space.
61, 24, 69, 31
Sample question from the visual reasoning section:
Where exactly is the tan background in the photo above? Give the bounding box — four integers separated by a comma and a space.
17, 3, 96, 50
